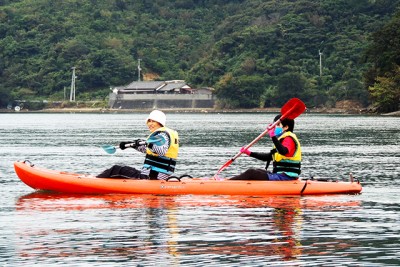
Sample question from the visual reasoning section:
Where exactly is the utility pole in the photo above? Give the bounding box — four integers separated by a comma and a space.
319, 50, 323, 77
318, 41, 324, 77
137, 59, 142, 81
70, 67, 76, 101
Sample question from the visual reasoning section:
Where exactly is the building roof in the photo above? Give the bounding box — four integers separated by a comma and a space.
125, 81, 165, 90
116, 80, 191, 93
157, 81, 187, 92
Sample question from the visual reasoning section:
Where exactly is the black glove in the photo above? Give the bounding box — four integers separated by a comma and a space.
134, 139, 146, 147
119, 139, 146, 150
119, 141, 133, 150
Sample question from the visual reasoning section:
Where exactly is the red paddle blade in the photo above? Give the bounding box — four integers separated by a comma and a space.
280, 98, 306, 120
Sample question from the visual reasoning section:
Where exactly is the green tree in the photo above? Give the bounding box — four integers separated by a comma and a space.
0, 87, 11, 107
0, 0, 399, 109
274, 72, 309, 107
215, 74, 266, 108
365, 12, 400, 74
364, 11, 400, 112
368, 66, 400, 112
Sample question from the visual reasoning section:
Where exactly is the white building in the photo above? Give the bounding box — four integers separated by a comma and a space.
109, 80, 214, 109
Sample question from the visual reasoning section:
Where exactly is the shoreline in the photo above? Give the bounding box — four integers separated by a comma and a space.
1, 107, 398, 115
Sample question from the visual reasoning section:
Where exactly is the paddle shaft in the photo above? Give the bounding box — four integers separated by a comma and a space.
102, 141, 146, 154
213, 119, 280, 178
230, 103, 298, 161
231, 118, 280, 162
213, 102, 303, 178
116, 141, 146, 150
112, 143, 134, 151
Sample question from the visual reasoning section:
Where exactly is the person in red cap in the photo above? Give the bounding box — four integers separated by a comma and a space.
229, 114, 302, 181
97, 110, 179, 180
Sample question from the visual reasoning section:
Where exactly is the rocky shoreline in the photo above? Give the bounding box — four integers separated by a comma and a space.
2, 99, 398, 115
1, 107, 399, 116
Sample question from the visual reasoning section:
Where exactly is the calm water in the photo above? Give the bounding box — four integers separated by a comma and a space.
0, 112, 399, 266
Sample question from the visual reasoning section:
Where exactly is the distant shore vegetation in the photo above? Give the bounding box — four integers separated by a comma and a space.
0, 0, 399, 113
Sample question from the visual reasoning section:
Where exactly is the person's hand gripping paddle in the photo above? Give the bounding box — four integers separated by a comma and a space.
101, 135, 166, 154
213, 98, 306, 179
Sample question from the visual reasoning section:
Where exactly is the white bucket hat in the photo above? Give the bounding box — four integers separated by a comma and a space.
146, 110, 166, 126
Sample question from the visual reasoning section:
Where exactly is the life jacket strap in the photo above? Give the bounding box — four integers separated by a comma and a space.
273, 161, 301, 175
144, 154, 176, 173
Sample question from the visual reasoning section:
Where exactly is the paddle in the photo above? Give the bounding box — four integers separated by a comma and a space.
101, 144, 130, 154
101, 135, 165, 155
213, 98, 306, 179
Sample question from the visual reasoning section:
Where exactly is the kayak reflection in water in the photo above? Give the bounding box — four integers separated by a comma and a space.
230, 114, 301, 181
97, 110, 179, 180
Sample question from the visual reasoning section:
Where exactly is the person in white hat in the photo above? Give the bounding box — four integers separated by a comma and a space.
97, 110, 179, 180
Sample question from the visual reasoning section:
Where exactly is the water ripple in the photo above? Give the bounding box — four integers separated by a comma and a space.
0, 113, 399, 266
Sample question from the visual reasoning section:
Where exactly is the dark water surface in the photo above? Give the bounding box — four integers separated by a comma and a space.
1, 112, 399, 266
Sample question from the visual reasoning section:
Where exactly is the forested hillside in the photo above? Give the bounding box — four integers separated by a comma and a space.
0, 0, 399, 111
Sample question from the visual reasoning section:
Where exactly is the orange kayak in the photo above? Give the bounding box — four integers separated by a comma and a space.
14, 161, 362, 195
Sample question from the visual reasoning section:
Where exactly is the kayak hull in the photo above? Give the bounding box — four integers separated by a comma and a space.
14, 161, 362, 195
